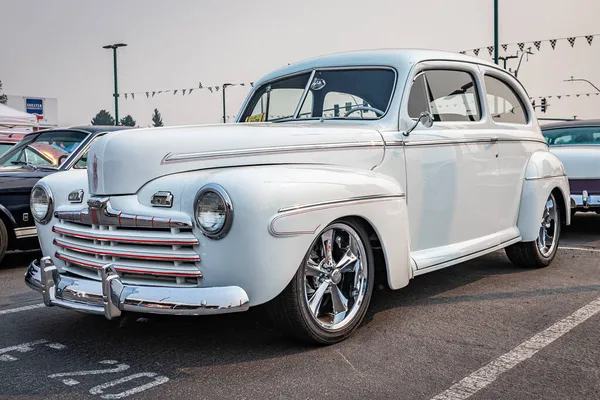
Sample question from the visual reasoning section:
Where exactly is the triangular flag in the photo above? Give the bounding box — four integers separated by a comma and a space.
158, 91, 163, 95
518, 43, 525, 52
152, 91, 156, 97
146, 92, 149, 98
473, 48, 480, 56
199, 82, 203, 89
124, 93, 128, 100
131, 93, 135, 99
586, 35, 594, 46
250, 82, 254, 87
586, 93, 590, 97
568, 37, 576, 47
459, 51, 466, 55
487, 46, 494, 56
576, 94, 580, 97
208, 87, 213, 93
534, 41, 541, 51
566, 94, 571, 97
189, 89, 193, 95
173, 90, 178, 95
548, 96, 553, 99
550, 39, 557, 49
557, 95, 562, 99
502, 44, 508, 52
215, 86, 220, 92
240, 83, 245, 86
182, 89, 186, 96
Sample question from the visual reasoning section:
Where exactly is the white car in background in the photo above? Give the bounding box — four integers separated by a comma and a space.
25, 49, 570, 344
542, 120, 600, 215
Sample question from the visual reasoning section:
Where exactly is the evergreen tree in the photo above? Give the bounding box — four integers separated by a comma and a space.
151, 108, 164, 127
119, 115, 136, 127
0, 80, 7, 104
90, 109, 115, 125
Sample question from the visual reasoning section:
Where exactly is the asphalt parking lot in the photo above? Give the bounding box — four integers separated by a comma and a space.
0, 214, 599, 400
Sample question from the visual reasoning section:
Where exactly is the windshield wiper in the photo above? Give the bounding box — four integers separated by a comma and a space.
10, 161, 38, 170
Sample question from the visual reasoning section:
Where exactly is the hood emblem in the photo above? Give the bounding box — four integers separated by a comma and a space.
92, 155, 99, 193
68, 189, 84, 203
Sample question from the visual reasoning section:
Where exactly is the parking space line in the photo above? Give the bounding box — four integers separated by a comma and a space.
0, 304, 44, 316
431, 296, 600, 400
559, 246, 600, 253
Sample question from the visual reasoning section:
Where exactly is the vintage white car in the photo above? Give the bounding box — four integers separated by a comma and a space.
26, 49, 570, 344
541, 120, 600, 214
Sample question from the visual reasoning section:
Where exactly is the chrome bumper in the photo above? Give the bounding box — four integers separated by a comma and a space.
571, 191, 600, 209
25, 257, 250, 319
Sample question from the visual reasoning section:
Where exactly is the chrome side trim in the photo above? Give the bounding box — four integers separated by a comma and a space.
161, 141, 384, 164
14, 226, 37, 239
25, 258, 250, 318
385, 137, 548, 147
278, 193, 405, 213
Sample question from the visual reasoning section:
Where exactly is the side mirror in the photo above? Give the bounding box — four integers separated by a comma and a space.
403, 111, 434, 136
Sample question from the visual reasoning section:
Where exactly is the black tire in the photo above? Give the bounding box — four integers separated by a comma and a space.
0, 218, 8, 265
267, 218, 375, 345
505, 193, 561, 268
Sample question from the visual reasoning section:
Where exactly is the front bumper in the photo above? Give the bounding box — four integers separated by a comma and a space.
571, 191, 600, 210
25, 257, 250, 319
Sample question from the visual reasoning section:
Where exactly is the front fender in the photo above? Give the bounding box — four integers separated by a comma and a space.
138, 164, 411, 306
517, 151, 570, 242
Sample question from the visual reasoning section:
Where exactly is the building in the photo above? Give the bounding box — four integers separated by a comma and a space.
5, 95, 58, 129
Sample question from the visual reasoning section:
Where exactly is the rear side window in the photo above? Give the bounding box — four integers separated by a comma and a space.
542, 126, 600, 146
406, 69, 481, 122
485, 75, 528, 124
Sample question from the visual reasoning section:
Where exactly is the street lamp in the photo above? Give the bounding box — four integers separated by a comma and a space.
564, 76, 600, 92
102, 43, 128, 125
222, 83, 233, 123
494, 0, 499, 65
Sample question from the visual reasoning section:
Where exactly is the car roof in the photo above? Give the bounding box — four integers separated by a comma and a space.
541, 119, 600, 130
255, 48, 501, 86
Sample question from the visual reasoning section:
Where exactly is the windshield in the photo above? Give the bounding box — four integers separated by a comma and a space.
0, 143, 15, 156
542, 126, 600, 146
240, 68, 396, 122
0, 130, 88, 168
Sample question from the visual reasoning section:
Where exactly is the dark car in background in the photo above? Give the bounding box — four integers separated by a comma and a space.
0, 125, 131, 263
541, 120, 600, 215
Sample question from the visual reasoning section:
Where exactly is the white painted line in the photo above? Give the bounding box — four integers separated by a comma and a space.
431, 296, 600, 400
89, 372, 170, 399
0, 355, 17, 362
0, 304, 44, 316
559, 246, 600, 253
46, 343, 66, 350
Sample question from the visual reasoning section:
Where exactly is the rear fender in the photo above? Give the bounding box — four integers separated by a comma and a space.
517, 151, 570, 242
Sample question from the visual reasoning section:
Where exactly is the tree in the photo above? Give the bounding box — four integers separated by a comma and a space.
119, 114, 136, 127
0, 80, 7, 104
151, 108, 163, 127
90, 109, 115, 126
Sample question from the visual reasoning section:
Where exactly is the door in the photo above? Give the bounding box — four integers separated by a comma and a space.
402, 65, 504, 269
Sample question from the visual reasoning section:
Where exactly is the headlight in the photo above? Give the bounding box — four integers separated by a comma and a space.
30, 182, 54, 224
194, 184, 233, 239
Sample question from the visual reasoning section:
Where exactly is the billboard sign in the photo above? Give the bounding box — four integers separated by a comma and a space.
25, 98, 44, 117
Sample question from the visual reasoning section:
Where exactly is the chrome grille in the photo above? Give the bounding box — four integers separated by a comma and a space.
52, 220, 202, 287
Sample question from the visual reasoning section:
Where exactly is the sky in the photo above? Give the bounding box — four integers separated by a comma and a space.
1, 0, 600, 127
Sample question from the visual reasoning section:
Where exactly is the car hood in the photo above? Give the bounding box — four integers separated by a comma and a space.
549, 145, 600, 179
0, 166, 55, 193
87, 123, 385, 195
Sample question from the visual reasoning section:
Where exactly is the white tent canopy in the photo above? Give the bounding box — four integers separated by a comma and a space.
0, 103, 38, 128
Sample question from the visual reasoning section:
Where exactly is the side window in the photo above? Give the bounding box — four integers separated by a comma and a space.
424, 70, 481, 122
408, 73, 429, 118
322, 91, 378, 119
484, 75, 528, 124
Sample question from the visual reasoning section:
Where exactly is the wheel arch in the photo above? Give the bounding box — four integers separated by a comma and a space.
0, 204, 17, 248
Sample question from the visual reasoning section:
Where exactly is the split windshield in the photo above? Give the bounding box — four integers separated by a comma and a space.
240, 68, 396, 122
0, 130, 88, 168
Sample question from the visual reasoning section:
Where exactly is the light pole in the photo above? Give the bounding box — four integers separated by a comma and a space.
102, 43, 127, 125
498, 54, 518, 70
494, 0, 499, 65
222, 83, 233, 123
564, 76, 600, 92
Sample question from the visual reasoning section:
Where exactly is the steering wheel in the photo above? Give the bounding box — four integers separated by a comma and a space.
344, 106, 384, 117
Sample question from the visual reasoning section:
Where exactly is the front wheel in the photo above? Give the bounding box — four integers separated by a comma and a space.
267, 219, 375, 345
506, 192, 561, 268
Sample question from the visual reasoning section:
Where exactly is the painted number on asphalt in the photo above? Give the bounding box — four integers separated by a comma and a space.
0, 339, 66, 362
49, 360, 131, 386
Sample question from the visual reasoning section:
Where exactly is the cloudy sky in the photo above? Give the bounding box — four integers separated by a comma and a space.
1, 0, 599, 126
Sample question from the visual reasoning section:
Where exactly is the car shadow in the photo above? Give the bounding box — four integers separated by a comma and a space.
562, 212, 600, 247
0, 249, 41, 270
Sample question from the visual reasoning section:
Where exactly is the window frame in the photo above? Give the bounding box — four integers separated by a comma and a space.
483, 73, 530, 126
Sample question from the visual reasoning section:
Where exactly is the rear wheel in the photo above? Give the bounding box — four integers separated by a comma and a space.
268, 219, 375, 345
506, 192, 561, 268
0, 219, 8, 265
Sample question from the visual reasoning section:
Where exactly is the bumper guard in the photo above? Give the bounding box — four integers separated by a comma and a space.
25, 257, 250, 319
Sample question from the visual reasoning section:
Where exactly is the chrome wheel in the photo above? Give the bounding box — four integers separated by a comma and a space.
303, 223, 368, 331
538, 193, 558, 257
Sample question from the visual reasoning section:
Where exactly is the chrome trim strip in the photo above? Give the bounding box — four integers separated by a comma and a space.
385, 137, 548, 147
25, 258, 249, 318
52, 225, 198, 245
278, 194, 405, 213
161, 141, 384, 164
525, 174, 567, 181
14, 226, 37, 238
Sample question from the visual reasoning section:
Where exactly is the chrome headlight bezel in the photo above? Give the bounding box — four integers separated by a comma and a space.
30, 181, 54, 224
193, 183, 233, 240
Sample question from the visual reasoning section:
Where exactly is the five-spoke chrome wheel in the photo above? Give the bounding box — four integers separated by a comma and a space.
302, 223, 368, 331
538, 193, 558, 257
